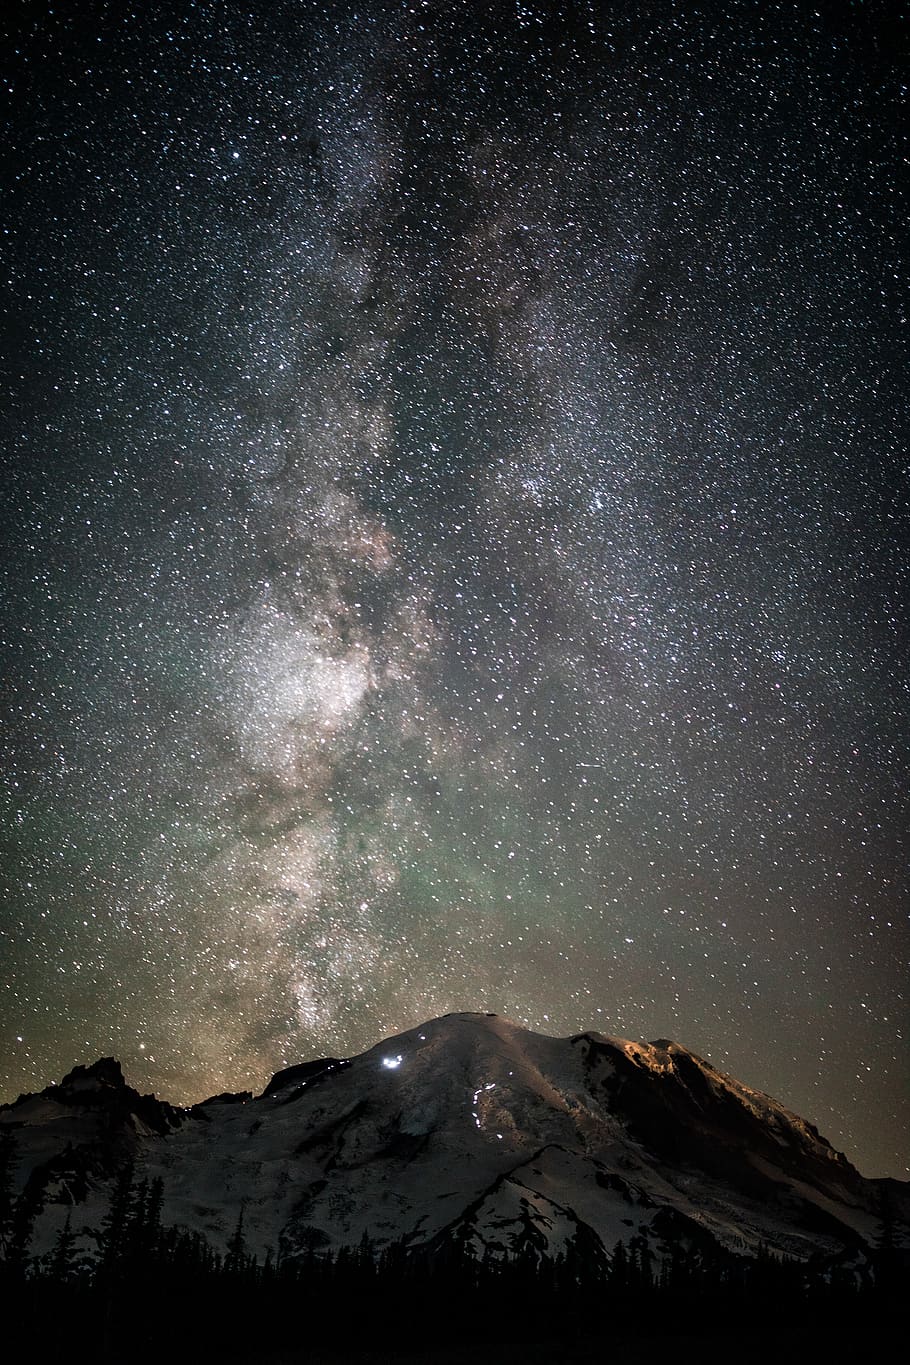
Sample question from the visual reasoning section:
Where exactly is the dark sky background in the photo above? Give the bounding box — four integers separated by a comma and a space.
1, 1, 907, 1178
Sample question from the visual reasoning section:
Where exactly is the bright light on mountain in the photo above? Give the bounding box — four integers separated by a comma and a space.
382, 1054, 403, 1069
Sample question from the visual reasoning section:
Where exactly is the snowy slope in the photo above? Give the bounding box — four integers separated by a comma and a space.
2, 1013, 902, 1268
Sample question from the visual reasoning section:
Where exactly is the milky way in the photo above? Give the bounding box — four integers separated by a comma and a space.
1, 1, 907, 1177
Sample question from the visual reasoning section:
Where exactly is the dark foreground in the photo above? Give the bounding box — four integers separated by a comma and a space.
270, 1333, 904, 1365
3, 1252, 901, 1365
5, 1326, 904, 1365
3, 1163, 903, 1363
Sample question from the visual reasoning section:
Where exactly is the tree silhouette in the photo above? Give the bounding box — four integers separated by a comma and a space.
224, 1204, 248, 1275
8, 1165, 48, 1274
50, 1209, 77, 1282
0, 1127, 15, 1257
98, 1161, 134, 1274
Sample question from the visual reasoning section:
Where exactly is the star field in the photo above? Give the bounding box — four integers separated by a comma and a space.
1, 1, 907, 1177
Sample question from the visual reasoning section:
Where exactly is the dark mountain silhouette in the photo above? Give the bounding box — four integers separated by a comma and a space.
2, 1013, 906, 1273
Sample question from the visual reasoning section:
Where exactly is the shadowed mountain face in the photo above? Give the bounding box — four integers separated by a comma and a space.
1, 1013, 905, 1269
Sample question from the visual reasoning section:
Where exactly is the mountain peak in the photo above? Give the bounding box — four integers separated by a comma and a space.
60, 1057, 126, 1091
2, 1012, 898, 1273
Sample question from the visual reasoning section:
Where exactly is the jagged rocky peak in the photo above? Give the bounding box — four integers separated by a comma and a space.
58, 1057, 127, 1093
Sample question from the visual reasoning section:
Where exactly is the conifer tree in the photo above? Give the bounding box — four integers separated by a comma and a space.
98, 1160, 134, 1276
0, 1127, 15, 1258
8, 1166, 47, 1274
125, 1176, 148, 1264
50, 1208, 77, 1282
144, 1175, 164, 1260
874, 1186, 899, 1304
609, 1238, 629, 1294
225, 1205, 247, 1275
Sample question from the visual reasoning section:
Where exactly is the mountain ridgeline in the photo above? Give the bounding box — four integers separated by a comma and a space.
0, 1014, 906, 1360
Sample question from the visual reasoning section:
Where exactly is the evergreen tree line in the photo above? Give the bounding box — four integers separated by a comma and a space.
0, 1135, 902, 1363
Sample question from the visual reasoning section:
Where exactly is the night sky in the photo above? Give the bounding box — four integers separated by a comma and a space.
1, 1, 907, 1178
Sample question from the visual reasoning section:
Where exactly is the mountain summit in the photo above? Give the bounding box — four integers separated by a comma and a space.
2, 1013, 904, 1269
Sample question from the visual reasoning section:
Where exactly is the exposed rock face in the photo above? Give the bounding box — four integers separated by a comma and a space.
574, 1034, 860, 1203
2, 1053, 187, 1204
261, 1057, 349, 1099
1, 1013, 905, 1269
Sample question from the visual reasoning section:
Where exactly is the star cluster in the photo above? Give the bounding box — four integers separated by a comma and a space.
1, 1, 907, 1176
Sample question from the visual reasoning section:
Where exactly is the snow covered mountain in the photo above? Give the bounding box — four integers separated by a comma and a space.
2, 1012, 904, 1269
